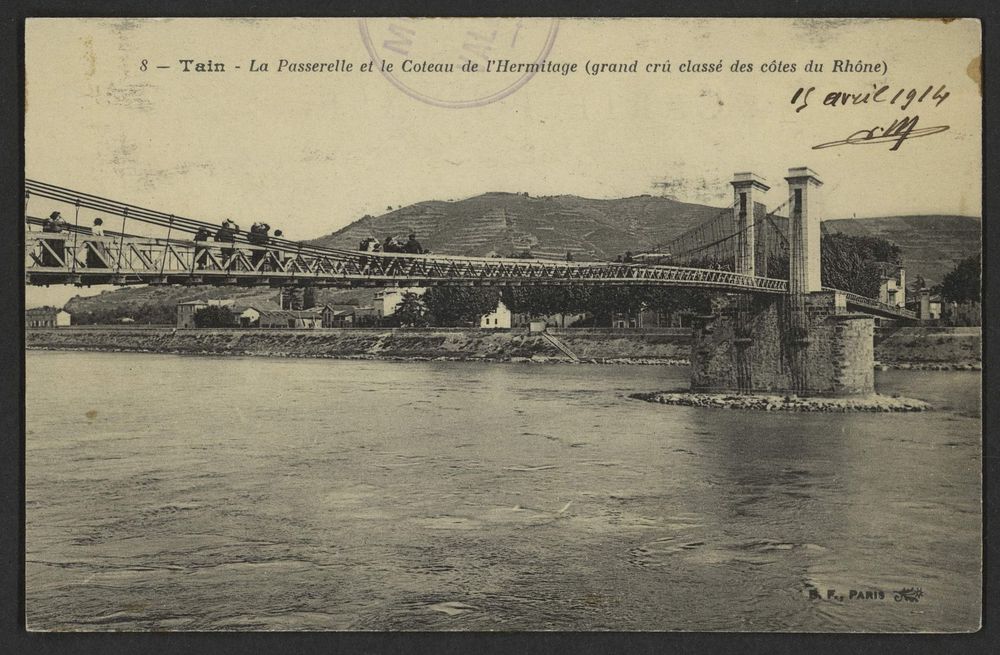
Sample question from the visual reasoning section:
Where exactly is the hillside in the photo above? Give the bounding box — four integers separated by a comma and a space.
312, 194, 979, 285
821, 215, 982, 287
64, 286, 377, 322
308, 193, 724, 260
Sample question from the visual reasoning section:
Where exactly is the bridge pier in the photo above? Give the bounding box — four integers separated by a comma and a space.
691, 291, 875, 396
690, 167, 876, 397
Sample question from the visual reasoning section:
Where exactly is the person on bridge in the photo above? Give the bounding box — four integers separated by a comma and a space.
248, 222, 271, 270
41, 211, 67, 267
382, 234, 408, 275
214, 220, 239, 271
270, 229, 288, 269
359, 237, 382, 252
403, 233, 424, 254
624, 251, 634, 264
86, 218, 106, 269
382, 235, 402, 253
193, 227, 211, 269
358, 236, 381, 272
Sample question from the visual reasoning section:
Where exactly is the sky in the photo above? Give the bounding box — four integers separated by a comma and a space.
24, 18, 982, 308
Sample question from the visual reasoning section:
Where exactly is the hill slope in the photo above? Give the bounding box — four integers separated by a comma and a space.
821, 215, 982, 286
312, 194, 980, 286
308, 193, 724, 260
63, 286, 376, 322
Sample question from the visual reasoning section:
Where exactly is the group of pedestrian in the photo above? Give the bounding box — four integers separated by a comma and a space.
39, 211, 110, 268
358, 234, 424, 254
36, 210, 288, 274
191, 219, 285, 271
378, 233, 425, 254
247, 221, 274, 269
357, 233, 428, 274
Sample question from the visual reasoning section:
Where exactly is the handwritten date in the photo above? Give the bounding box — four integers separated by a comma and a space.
791, 84, 950, 114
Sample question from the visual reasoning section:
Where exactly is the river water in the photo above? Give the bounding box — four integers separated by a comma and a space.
25, 351, 981, 631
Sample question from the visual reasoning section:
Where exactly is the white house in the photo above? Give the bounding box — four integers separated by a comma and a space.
176, 300, 208, 328
231, 306, 262, 327
877, 265, 907, 309
480, 300, 513, 329
374, 287, 427, 318
25, 306, 71, 328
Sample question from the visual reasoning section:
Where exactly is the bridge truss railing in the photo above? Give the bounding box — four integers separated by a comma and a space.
824, 287, 917, 320
24, 227, 793, 291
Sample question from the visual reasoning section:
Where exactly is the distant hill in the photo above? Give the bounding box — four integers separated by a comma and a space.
64, 286, 281, 323
311, 193, 980, 286
821, 215, 982, 286
59, 194, 980, 319
64, 286, 376, 322
307, 192, 724, 260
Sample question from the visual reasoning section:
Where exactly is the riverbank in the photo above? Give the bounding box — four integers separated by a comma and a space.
24, 327, 691, 364
25, 326, 980, 369
873, 326, 982, 370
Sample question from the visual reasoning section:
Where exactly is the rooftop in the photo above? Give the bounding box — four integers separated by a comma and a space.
26, 306, 67, 315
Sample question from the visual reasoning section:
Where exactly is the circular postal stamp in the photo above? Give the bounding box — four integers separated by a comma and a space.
358, 18, 559, 108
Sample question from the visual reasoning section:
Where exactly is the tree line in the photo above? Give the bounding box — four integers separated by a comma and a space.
68, 302, 175, 326
939, 253, 980, 304
399, 232, 911, 327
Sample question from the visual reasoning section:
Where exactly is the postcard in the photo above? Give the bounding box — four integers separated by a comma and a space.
23, 17, 982, 632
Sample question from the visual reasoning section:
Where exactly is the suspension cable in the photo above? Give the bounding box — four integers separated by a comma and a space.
647, 200, 736, 255
160, 214, 174, 275
71, 199, 80, 273
667, 198, 791, 261
115, 208, 128, 274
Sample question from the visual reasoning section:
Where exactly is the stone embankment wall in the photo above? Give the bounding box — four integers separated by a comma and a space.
24, 327, 691, 363
873, 326, 981, 368
25, 325, 980, 369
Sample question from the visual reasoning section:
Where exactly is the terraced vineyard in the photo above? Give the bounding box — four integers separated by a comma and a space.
310, 192, 724, 260
312, 194, 979, 288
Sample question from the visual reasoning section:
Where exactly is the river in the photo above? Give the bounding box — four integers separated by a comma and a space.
25, 351, 981, 631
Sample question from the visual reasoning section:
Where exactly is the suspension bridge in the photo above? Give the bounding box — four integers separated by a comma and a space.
24, 168, 918, 396
23, 177, 913, 322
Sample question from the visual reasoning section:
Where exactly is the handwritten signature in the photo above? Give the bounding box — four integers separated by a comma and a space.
812, 115, 949, 151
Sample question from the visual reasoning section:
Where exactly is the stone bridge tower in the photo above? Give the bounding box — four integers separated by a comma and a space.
731, 172, 770, 277
689, 168, 876, 397
786, 167, 824, 294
